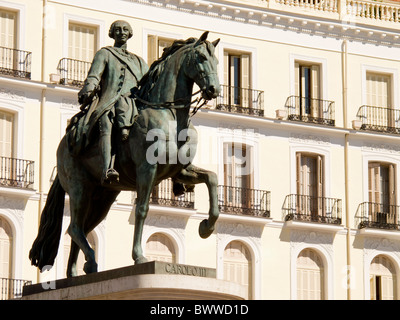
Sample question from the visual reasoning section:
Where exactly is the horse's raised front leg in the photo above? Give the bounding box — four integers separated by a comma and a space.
174, 164, 219, 238
132, 164, 157, 264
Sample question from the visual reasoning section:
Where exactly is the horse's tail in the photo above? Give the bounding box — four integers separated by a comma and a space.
29, 174, 66, 271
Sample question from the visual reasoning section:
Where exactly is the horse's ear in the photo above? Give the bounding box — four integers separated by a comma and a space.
195, 31, 209, 46
212, 38, 220, 47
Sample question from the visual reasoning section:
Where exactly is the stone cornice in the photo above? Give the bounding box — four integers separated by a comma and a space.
123, 0, 400, 47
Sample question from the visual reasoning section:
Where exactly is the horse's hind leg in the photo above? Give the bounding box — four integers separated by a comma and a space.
67, 185, 98, 275
66, 188, 119, 277
174, 164, 219, 238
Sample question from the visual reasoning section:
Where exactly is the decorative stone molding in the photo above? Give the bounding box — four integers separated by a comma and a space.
289, 133, 331, 145
0, 87, 26, 101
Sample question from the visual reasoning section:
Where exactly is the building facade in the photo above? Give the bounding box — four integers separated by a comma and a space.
1, 0, 400, 300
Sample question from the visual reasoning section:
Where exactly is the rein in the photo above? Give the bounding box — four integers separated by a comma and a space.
133, 89, 208, 116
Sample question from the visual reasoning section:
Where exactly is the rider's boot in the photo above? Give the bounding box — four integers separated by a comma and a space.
99, 133, 119, 185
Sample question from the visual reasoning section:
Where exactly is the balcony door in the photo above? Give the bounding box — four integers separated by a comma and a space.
294, 62, 321, 120
296, 153, 324, 218
223, 51, 250, 109
366, 73, 393, 129
0, 10, 17, 72
223, 143, 252, 208
368, 162, 396, 224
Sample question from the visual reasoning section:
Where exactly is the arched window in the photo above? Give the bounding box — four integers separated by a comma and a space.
0, 218, 12, 279
223, 240, 252, 299
145, 233, 176, 263
297, 248, 324, 300
370, 255, 397, 300
63, 231, 96, 276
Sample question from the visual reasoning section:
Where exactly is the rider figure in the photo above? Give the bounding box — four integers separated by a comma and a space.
78, 20, 149, 185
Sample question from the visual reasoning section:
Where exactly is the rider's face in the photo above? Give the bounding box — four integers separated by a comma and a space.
113, 22, 131, 45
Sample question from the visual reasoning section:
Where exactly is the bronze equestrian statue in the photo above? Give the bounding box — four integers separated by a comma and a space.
29, 24, 221, 277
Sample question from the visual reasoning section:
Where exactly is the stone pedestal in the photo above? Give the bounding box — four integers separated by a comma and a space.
22, 261, 246, 300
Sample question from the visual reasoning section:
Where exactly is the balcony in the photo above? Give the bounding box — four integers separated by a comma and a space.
1, 278, 32, 300
0, 46, 32, 79
285, 95, 335, 126
57, 58, 91, 87
283, 194, 342, 224
134, 179, 194, 209
218, 185, 271, 217
356, 202, 400, 230
0, 157, 34, 189
215, 85, 264, 117
356, 105, 400, 134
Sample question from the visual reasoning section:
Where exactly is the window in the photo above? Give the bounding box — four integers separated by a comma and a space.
0, 111, 14, 158
68, 23, 97, 62
297, 249, 324, 300
368, 162, 396, 223
366, 72, 394, 129
296, 153, 324, 217
223, 51, 251, 108
223, 241, 252, 299
0, 9, 16, 49
223, 143, 252, 208
370, 255, 397, 300
63, 231, 96, 276
147, 35, 175, 66
294, 62, 321, 119
145, 233, 175, 263
0, 218, 12, 280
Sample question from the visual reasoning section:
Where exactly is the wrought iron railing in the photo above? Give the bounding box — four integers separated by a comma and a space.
0, 156, 34, 189
134, 179, 194, 209
218, 185, 270, 217
0, 46, 32, 79
283, 194, 342, 224
57, 58, 91, 87
1, 278, 32, 300
215, 85, 264, 117
356, 202, 400, 230
356, 105, 400, 134
285, 95, 335, 126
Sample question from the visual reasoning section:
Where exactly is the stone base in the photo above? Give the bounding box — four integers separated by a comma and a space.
22, 261, 246, 300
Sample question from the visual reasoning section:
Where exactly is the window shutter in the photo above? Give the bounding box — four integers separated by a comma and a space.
0, 111, 13, 158
294, 62, 300, 115
68, 23, 97, 62
311, 65, 320, 118
241, 54, 250, 108
147, 35, 158, 66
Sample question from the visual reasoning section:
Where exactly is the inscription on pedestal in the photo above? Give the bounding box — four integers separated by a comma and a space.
164, 263, 207, 277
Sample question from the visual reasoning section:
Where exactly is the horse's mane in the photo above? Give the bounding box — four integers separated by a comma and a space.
138, 37, 198, 100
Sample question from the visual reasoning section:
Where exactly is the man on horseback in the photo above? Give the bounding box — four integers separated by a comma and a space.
77, 20, 149, 185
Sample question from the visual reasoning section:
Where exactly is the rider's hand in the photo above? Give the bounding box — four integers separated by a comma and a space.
78, 84, 96, 105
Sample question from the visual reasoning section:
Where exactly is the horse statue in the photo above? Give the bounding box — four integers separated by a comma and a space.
29, 31, 221, 277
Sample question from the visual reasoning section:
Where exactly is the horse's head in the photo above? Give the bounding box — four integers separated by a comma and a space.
186, 31, 221, 101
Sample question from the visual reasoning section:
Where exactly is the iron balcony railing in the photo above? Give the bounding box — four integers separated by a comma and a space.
0, 156, 34, 189
57, 58, 91, 87
215, 85, 264, 117
1, 278, 32, 300
283, 194, 342, 224
285, 95, 335, 126
134, 179, 194, 209
356, 202, 400, 230
0, 46, 32, 79
218, 185, 271, 217
356, 105, 400, 134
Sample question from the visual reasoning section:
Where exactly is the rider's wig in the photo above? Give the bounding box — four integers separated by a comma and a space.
108, 20, 133, 39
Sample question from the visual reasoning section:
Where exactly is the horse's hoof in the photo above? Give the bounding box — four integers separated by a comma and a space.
199, 219, 214, 239
83, 260, 98, 274
135, 256, 148, 265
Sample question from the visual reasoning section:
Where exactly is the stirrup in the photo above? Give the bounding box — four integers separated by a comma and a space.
102, 168, 119, 184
